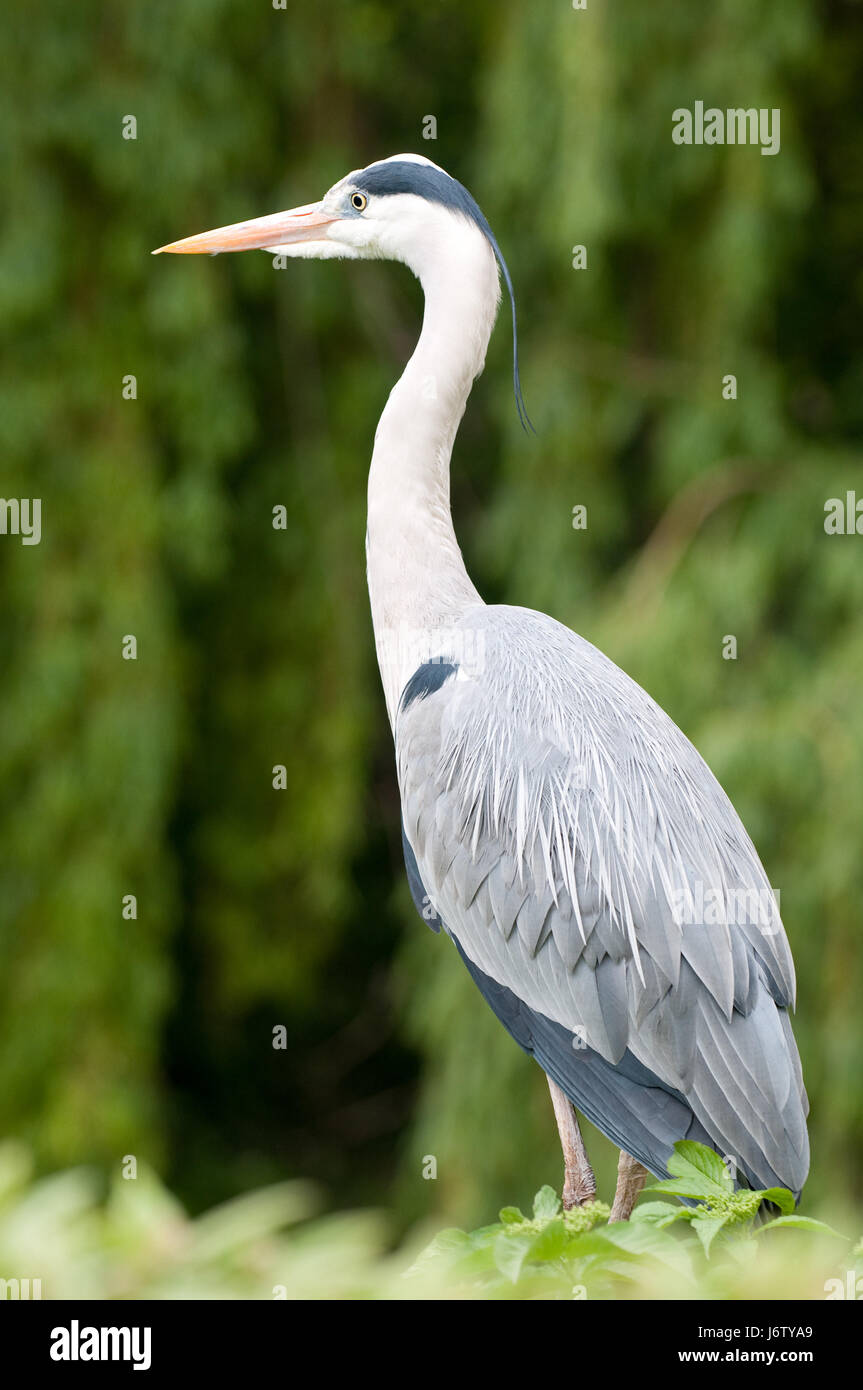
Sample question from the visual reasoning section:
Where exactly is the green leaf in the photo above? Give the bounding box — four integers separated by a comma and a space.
467, 1223, 506, 1247
631, 1201, 694, 1228
498, 1206, 526, 1225
666, 1141, 734, 1195
692, 1212, 733, 1256
528, 1218, 568, 1262
447, 1244, 500, 1280
532, 1185, 562, 1222
561, 1229, 639, 1260
756, 1187, 797, 1215
758, 1215, 844, 1237
647, 1177, 719, 1200
493, 1231, 535, 1283
405, 1227, 470, 1276
568, 1220, 694, 1278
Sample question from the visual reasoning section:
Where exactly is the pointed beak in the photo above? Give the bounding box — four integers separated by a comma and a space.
152, 201, 339, 255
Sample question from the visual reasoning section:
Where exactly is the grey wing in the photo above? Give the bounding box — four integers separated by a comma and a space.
395, 605, 809, 1197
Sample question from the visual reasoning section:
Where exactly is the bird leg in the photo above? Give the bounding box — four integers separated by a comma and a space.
546, 1077, 596, 1208
609, 1150, 649, 1222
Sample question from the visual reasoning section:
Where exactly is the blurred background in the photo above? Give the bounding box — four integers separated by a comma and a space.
0, 0, 860, 1261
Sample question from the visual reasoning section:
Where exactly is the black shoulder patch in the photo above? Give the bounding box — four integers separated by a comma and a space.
399, 659, 459, 714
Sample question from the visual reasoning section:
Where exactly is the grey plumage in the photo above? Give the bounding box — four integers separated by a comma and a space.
397, 604, 809, 1197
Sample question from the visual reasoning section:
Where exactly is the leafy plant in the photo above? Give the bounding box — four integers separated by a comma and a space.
0, 1141, 855, 1300
639, 1140, 838, 1255
408, 1142, 852, 1299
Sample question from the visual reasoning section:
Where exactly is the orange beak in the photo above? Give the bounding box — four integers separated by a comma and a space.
152, 202, 340, 255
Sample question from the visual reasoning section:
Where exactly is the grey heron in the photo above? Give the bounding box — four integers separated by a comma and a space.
155, 154, 809, 1220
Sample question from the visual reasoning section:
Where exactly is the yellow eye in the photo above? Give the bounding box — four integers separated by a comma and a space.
350, 192, 367, 212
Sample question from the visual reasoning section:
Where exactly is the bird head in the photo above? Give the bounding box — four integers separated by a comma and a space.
154, 153, 532, 429
154, 153, 482, 263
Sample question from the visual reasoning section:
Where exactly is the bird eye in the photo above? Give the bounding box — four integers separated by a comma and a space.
350, 192, 367, 212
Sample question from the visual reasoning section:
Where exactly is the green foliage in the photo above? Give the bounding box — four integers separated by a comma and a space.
0, 1135, 856, 1301
642, 1141, 837, 1255
410, 1144, 854, 1299
0, 1142, 394, 1300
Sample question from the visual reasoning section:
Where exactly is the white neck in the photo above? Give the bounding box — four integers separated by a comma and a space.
366, 216, 500, 724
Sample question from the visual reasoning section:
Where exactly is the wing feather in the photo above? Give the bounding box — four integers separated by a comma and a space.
395, 607, 809, 1195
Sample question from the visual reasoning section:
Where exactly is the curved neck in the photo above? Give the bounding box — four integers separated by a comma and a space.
366, 224, 499, 724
